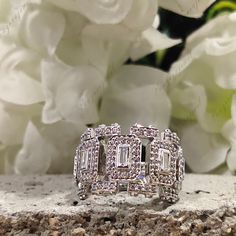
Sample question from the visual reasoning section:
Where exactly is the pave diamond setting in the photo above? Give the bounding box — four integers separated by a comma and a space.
117, 144, 130, 168
74, 124, 185, 203
106, 135, 142, 181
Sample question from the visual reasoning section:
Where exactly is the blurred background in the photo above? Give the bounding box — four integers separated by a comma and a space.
0, 0, 236, 175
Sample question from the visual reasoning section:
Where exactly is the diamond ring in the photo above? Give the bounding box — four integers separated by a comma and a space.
73, 123, 185, 203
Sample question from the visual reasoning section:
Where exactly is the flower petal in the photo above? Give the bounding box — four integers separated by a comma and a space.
211, 43, 236, 89
130, 28, 181, 61
222, 119, 236, 143
221, 120, 236, 173
47, 0, 78, 12
81, 24, 137, 74
41, 121, 85, 173
0, 102, 29, 145
0, 0, 10, 22
170, 52, 233, 133
19, 4, 65, 55
0, 38, 41, 78
123, 0, 157, 31
180, 123, 229, 173
231, 95, 236, 124
14, 122, 55, 174
3, 145, 20, 174
169, 85, 206, 121
185, 13, 236, 50
152, 14, 160, 29
49, 0, 133, 24
159, 0, 215, 18
78, 0, 133, 24
225, 146, 236, 173
0, 148, 5, 174
0, 70, 44, 105
41, 59, 106, 125
55, 12, 88, 66
178, 13, 236, 90
100, 65, 171, 132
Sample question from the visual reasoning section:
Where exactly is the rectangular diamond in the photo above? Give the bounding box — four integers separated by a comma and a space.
159, 148, 171, 172
117, 144, 129, 168
80, 149, 89, 169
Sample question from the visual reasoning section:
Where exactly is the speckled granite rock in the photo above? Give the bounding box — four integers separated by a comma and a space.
0, 174, 236, 235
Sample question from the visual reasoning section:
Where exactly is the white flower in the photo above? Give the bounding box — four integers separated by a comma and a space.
169, 12, 236, 173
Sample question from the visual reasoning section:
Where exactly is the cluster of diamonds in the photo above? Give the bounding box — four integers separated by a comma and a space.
74, 123, 185, 203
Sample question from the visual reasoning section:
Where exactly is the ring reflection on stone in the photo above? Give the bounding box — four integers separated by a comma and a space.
73, 123, 185, 203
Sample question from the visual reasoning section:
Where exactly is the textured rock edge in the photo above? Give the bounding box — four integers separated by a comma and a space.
1, 207, 236, 236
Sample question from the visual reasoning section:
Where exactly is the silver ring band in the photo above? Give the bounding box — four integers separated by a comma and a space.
73, 123, 185, 203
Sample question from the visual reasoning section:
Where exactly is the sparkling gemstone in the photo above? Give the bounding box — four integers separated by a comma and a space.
159, 148, 171, 172
117, 144, 130, 168
80, 149, 89, 169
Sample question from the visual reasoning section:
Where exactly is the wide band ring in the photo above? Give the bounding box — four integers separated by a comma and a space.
73, 123, 185, 203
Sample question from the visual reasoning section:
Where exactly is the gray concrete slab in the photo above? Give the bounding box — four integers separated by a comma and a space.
0, 174, 236, 235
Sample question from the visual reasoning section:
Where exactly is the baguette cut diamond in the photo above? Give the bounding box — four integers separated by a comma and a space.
80, 150, 89, 169
117, 144, 129, 168
159, 148, 171, 172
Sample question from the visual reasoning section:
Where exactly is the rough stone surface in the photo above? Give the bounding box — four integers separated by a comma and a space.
0, 174, 236, 235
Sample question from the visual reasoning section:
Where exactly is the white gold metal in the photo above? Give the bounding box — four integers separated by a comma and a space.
73, 123, 185, 203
